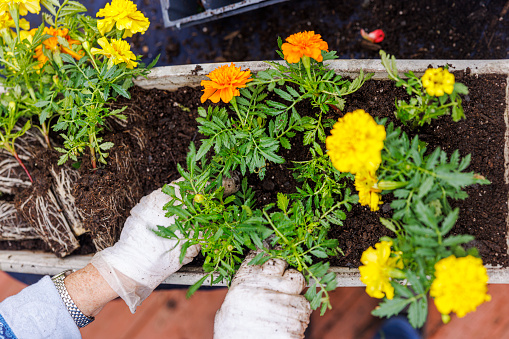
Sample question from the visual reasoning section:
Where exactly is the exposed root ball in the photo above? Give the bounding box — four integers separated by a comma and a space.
0, 153, 31, 194
49, 164, 87, 236
74, 139, 143, 251
16, 185, 80, 257
0, 200, 39, 241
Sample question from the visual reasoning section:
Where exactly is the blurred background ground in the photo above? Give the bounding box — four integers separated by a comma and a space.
27, 0, 509, 65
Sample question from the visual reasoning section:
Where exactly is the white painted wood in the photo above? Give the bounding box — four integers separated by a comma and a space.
133, 59, 509, 91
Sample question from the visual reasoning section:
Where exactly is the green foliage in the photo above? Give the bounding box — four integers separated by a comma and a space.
379, 121, 489, 222
52, 54, 153, 167
0, 0, 157, 168
0, 96, 32, 180
252, 51, 373, 145
195, 84, 287, 180
371, 120, 490, 328
160, 40, 376, 313
380, 50, 468, 128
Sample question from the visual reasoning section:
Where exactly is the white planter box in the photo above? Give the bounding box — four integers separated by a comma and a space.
1, 59, 509, 286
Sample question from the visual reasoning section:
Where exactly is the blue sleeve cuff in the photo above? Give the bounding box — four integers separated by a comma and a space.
0, 313, 17, 339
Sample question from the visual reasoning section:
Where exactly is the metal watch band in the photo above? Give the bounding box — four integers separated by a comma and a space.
51, 269, 95, 328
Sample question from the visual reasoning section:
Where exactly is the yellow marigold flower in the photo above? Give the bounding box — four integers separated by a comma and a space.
96, 0, 150, 38
0, 0, 40, 15
0, 11, 29, 30
200, 63, 252, 104
421, 67, 455, 97
359, 241, 403, 299
326, 109, 386, 174
281, 31, 329, 64
355, 170, 382, 211
430, 255, 491, 319
90, 37, 138, 69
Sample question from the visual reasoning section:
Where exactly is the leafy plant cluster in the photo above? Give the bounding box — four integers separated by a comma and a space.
196, 40, 371, 180
158, 44, 369, 314
380, 50, 468, 128
159, 37, 480, 319
372, 120, 489, 327
0, 0, 156, 174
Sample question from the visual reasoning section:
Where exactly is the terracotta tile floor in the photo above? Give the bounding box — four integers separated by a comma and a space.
1, 270, 509, 338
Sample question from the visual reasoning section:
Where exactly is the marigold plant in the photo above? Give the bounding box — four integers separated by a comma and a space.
421, 67, 455, 97
200, 63, 252, 104
380, 50, 468, 127
326, 109, 386, 174
281, 31, 328, 63
430, 255, 491, 319
0, 0, 156, 170
96, 0, 149, 38
359, 241, 403, 299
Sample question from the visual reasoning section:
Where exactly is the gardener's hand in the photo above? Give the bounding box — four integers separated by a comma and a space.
90, 177, 200, 313
214, 250, 312, 339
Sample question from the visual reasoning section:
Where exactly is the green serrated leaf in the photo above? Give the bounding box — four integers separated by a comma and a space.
372, 297, 412, 318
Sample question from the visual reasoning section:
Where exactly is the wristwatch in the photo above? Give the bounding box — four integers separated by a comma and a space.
51, 269, 95, 328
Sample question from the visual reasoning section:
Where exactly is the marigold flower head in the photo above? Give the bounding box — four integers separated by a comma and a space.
0, 0, 40, 16
421, 67, 455, 97
281, 31, 328, 64
0, 11, 28, 31
430, 255, 491, 319
359, 241, 403, 299
91, 37, 138, 69
326, 109, 386, 175
200, 63, 252, 104
96, 0, 150, 38
355, 170, 382, 211
29, 27, 83, 69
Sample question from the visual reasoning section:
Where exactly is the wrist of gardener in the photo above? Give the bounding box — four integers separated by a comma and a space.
64, 263, 119, 318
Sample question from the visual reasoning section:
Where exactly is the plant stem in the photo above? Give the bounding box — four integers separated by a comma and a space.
5, 144, 33, 183
54, 0, 69, 28
41, 122, 52, 149
88, 132, 97, 169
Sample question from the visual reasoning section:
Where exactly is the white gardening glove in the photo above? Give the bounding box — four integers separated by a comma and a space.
90, 177, 200, 313
214, 250, 312, 339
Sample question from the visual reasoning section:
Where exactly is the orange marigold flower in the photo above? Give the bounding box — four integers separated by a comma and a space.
30, 27, 83, 69
281, 31, 329, 64
200, 63, 252, 104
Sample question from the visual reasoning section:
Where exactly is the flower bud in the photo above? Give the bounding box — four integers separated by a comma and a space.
441, 313, 451, 324
194, 194, 205, 203
8, 101, 16, 111
227, 244, 234, 251
377, 180, 408, 190
388, 268, 406, 279
82, 41, 91, 53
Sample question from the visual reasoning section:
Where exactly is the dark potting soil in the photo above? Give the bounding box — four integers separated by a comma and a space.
2, 72, 507, 269
75, 71, 509, 267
